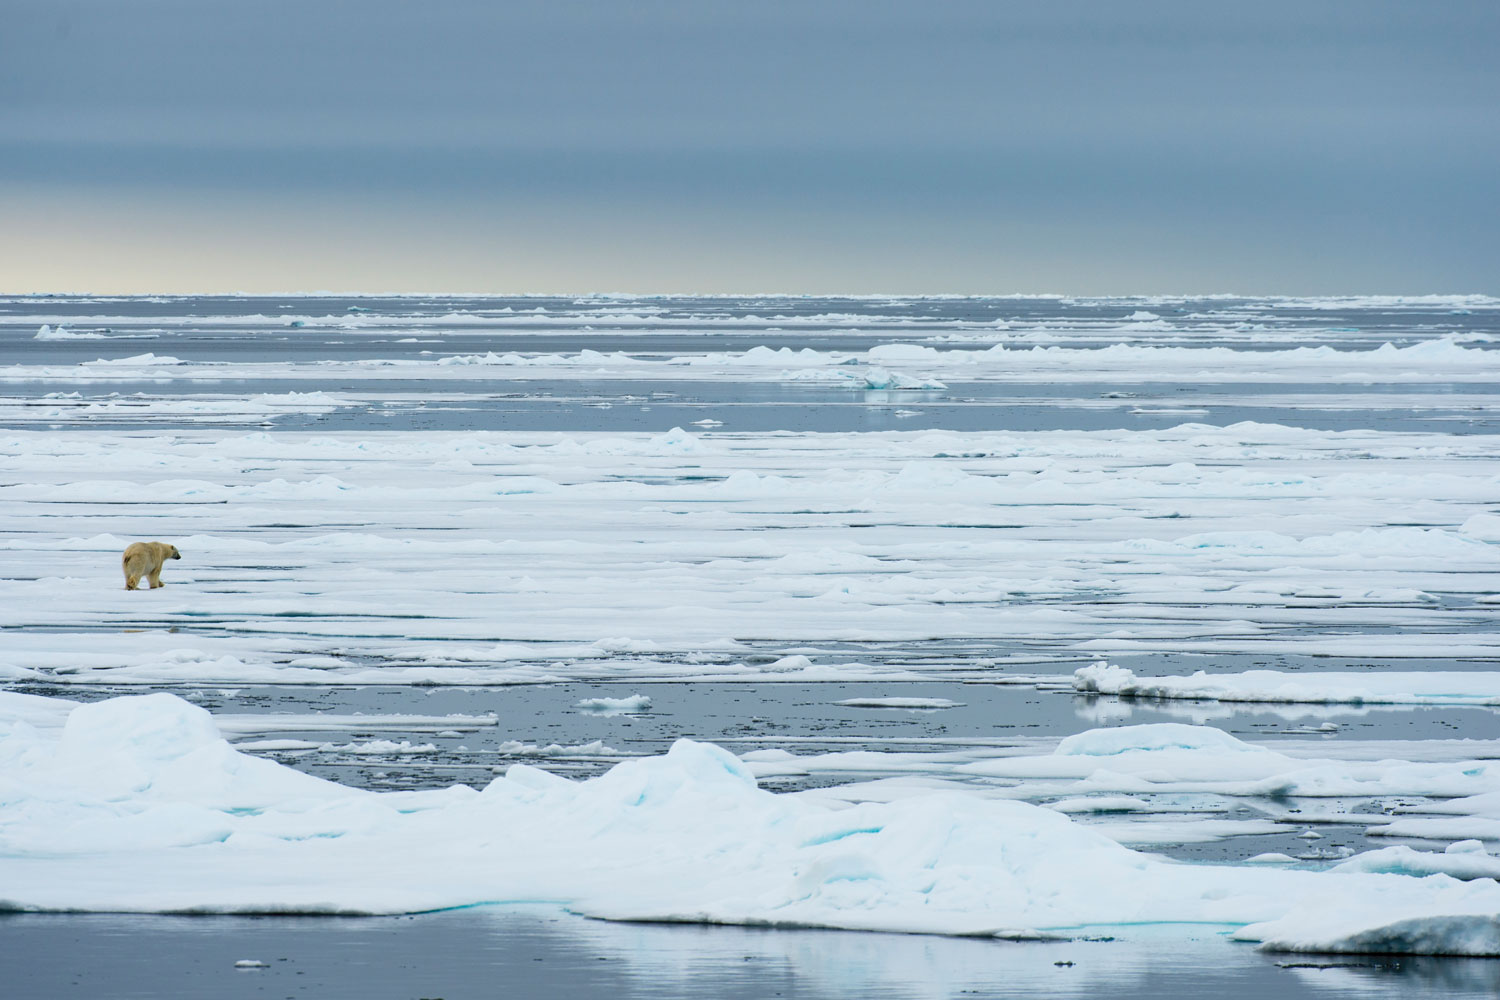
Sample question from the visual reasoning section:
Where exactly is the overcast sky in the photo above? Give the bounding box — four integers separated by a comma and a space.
2, 0, 1496, 294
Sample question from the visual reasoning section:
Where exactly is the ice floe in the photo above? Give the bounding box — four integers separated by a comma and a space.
834, 697, 963, 709
577, 694, 652, 714
752, 722, 1500, 802
7, 337, 1500, 389
1074, 662, 1500, 706
4, 691, 1500, 954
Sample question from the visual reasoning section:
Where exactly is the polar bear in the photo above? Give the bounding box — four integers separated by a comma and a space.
122, 541, 181, 590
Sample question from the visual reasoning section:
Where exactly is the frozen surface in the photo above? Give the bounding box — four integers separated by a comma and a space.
3, 295, 1498, 689
5, 690, 1500, 955
1, 418, 1497, 685
577, 694, 652, 714
4, 295, 1500, 970
747, 720, 1500, 852
1076, 663, 1500, 705
834, 697, 963, 709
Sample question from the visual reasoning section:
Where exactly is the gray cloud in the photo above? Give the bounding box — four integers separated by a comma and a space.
3, 0, 1496, 292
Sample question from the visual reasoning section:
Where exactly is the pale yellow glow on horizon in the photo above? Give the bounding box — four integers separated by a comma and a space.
0, 182, 1423, 297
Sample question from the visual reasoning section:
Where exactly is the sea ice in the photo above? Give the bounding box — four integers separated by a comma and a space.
35, 324, 103, 340
4, 691, 1500, 954
745, 722, 1500, 807
1333, 844, 1500, 880
1075, 662, 1500, 706
577, 694, 652, 714
834, 697, 963, 709
5, 295, 1500, 959
2, 417, 1496, 682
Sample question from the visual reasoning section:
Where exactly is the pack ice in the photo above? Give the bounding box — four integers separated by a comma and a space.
1075, 662, 1500, 706
4, 690, 1500, 956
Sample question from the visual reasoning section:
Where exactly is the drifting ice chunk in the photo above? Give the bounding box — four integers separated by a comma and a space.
577, 694, 651, 714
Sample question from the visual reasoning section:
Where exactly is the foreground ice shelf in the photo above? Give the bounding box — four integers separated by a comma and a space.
4, 690, 1500, 956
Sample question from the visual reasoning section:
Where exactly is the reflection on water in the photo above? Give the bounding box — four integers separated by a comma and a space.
6, 908, 1499, 1000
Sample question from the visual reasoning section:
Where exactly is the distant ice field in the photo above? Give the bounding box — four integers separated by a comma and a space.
5, 294, 1499, 437
5, 294, 1500, 958
3, 295, 1498, 711
3, 421, 1496, 677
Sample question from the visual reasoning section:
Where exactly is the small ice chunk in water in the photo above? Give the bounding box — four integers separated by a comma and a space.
577, 694, 651, 714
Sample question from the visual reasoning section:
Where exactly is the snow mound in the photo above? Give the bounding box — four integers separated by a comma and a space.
1462, 513, 1500, 543
1055, 722, 1257, 756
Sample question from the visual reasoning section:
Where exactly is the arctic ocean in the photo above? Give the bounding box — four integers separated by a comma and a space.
4, 293, 1500, 998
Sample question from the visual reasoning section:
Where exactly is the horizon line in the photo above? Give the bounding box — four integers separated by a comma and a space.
7, 290, 1499, 303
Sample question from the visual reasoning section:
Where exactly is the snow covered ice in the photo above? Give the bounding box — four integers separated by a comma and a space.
1075, 662, 1500, 706
3, 294, 1500, 959
8, 689, 1500, 956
